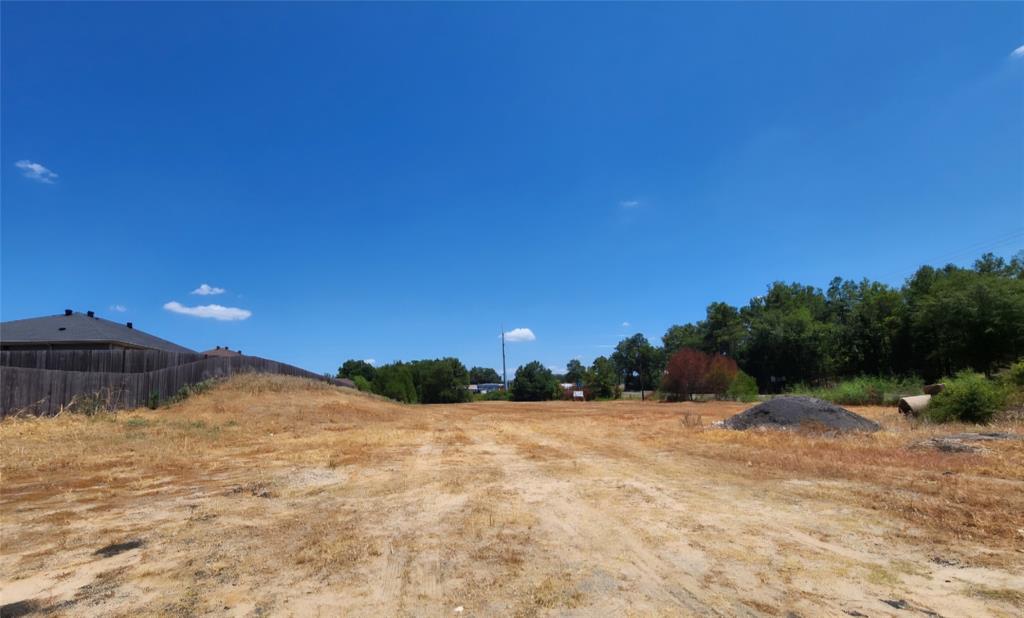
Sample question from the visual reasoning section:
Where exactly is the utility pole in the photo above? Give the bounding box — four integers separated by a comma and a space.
501, 324, 508, 391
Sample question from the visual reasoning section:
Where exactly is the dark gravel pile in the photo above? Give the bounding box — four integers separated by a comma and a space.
722, 396, 880, 432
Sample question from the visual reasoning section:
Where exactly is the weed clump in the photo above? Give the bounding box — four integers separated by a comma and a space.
64, 388, 124, 416
167, 379, 217, 405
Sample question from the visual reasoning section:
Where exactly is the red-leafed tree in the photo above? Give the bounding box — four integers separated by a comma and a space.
661, 347, 710, 401
704, 354, 739, 396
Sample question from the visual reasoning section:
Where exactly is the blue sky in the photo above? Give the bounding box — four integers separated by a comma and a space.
3, 3, 1022, 375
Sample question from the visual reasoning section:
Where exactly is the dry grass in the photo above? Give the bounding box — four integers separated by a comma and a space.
2, 375, 1022, 616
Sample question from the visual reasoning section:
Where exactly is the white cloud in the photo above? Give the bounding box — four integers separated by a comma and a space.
503, 327, 536, 342
163, 301, 252, 321
1012, 44, 1024, 59
110, 304, 127, 313
364, 358, 376, 366
191, 283, 226, 296
15, 160, 58, 184
619, 200, 640, 208
622, 321, 631, 327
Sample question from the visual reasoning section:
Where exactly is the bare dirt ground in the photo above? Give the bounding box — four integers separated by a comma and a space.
2, 374, 1023, 617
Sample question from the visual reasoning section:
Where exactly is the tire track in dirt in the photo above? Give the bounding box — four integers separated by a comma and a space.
367, 435, 447, 616
473, 419, 724, 616
493, 418, 1023, 618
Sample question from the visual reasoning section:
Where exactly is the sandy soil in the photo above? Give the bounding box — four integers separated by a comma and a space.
2, 375, 1022, 617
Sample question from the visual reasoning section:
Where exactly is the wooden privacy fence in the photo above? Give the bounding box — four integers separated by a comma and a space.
0, 355, 350, 417
1, 349, 206, 373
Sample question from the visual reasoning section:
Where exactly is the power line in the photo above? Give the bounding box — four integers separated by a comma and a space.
873, 229, 1024, 284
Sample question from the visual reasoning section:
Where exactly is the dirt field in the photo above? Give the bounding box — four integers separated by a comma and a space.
2, 375, 1023, 617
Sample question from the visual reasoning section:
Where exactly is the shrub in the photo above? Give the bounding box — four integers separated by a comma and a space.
787, 376, 921, 406
147, 391, 160, 410
373, 363, 418, 403
511, 361, 560, 401
661, 348, 710, 401
725, 371, 759, 402
704, 355, 739, 396
475, 389, 510, 401
1003, 359, 1024, 387
927, 371, 1007, 424
351, 375, 373, 392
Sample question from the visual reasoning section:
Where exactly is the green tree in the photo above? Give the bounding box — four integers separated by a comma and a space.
565, 359, 586, 385
825, 278, 905, 376
611, 333, 665, 393
409, 358, 471, 404
511, 361, 560, 401
469, 366, 502, 384
703, 302, 745, 358
662, 323, 706, 355
586, 356, 620, 399
373, 363, 418, 403
338, 359, 376, 382
905, 264, 1024, 379
740, 282, 831, 391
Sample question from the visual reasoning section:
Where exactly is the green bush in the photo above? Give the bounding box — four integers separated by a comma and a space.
351, 375, 373, 392
725, 371, 759, 402
373, 363, 418, 403
1003, 359, 1024, 387
475, 389, 510, 401
511, 361, 560, 401
927, 371, 1007, 424
788, 376, 921, 406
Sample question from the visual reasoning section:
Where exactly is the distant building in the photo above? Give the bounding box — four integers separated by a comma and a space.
0, 310, 194, 353
203, 346, 244, 357
475, 383, 504, 394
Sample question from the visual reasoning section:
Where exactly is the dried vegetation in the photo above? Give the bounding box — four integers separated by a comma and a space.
2, 374, 1022, 616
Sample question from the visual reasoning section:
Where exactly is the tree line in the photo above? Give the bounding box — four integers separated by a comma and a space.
632, 252, 1024, 392
339, 252, 1023, 402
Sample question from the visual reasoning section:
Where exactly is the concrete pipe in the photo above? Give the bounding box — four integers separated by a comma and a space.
898, 394, 932, 416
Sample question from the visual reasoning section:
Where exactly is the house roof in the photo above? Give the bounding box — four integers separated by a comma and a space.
0, 312, 196, 354
202, 346, 243, 357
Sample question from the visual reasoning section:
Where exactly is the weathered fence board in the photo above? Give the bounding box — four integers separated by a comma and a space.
0, 355, 349, 416
0, 350, 205, 373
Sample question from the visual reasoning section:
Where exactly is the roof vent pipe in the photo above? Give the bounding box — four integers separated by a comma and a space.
87, 311, 95, 318
64, 309, 73, 316
126, 322, 133, 329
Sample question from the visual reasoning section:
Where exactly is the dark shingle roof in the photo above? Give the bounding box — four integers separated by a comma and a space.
202, 347, 243, 357
0, 312, 195, 353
